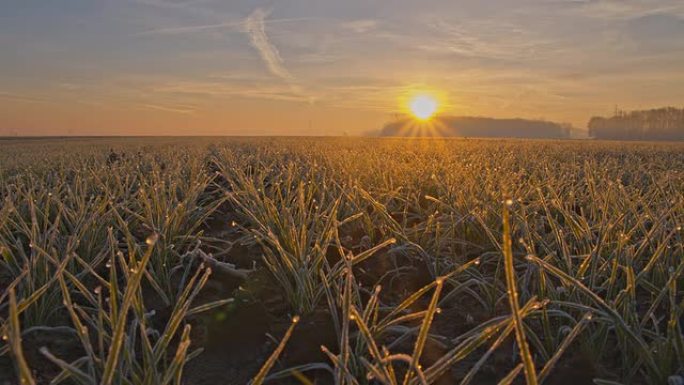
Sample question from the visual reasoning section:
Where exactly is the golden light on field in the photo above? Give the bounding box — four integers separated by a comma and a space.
409, 95, 438, 120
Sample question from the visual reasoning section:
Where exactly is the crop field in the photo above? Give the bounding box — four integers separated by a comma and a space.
0, 137, 683, 385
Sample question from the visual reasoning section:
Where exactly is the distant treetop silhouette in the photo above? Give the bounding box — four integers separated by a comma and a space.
588, 107, 684, 141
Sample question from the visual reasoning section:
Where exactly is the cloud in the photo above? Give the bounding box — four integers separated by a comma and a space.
562, 0, 684, 20
341, 19, 378, 33
244, 8, 294, 82
420, 18, 558, 61
150, 79, 312, 103
136, 13, 313, 37
143, 103, 196, 114
136, 21, 242, 36
131, 0, 210, 11
0, 92, 48, 104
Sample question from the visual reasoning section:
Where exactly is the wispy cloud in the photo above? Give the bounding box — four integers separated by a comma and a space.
242, 8, 317, 103
341, 19, 378, 33
420, 18, 558, 61
136, 21, 242, 36
143, 103, 196, 114
561, 0, 684, 20
150, 79, 312, 103
136, 15, 313, 37
131, 0, 211, 11
0, 91, 49, 104
244, 8, 295, 82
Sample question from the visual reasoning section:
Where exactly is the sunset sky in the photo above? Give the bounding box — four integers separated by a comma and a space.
2, 0, 684, 136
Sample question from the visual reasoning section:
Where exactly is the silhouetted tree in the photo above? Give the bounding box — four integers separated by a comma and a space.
588, 107, 684, 140
380, 116, 571, 139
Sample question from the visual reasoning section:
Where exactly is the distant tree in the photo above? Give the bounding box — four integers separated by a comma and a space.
380, 116, 571, 139
588, 107, 684, 140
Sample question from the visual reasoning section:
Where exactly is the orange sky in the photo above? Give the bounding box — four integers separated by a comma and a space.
2, 1, 684, 135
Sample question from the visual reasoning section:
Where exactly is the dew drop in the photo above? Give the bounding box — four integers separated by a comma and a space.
146, 233, 159, 246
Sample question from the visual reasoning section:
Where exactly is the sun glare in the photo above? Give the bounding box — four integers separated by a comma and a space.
409, 95, 438, 120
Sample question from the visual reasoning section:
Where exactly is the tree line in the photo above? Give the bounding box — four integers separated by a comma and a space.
381, 116, 571, 138
589, 107, 684, 140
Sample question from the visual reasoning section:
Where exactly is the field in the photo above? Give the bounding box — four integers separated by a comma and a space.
0, 137, 683, 385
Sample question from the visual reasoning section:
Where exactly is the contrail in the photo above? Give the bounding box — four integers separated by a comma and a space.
244, 8, 294, 82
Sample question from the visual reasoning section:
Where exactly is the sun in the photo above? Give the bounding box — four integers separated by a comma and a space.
409, 95, 438, 120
